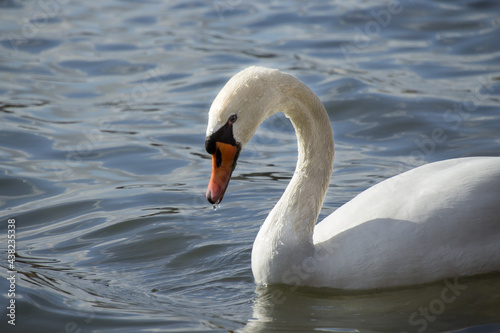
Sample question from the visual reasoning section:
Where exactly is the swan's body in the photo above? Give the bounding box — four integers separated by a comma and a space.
205, 66, 500, 289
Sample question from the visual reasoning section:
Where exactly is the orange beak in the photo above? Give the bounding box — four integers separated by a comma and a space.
206, 142, 239, 204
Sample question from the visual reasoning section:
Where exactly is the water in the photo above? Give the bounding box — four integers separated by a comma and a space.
1, 0, 500, 332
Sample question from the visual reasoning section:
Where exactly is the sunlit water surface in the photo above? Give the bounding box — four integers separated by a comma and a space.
1, 0, 500, 332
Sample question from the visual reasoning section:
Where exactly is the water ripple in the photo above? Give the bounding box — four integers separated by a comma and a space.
0, 0, 499, 332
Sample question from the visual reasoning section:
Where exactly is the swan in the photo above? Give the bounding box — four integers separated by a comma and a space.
204, 66, 500, 289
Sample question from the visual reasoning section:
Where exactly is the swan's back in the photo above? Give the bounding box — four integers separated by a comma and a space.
206, 67, 500, 289
313, 157, 500, 289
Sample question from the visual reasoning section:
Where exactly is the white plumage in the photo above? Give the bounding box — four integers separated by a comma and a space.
205, 66, 500, 289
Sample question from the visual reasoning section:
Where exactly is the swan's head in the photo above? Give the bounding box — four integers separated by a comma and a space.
205, 66, 281, 204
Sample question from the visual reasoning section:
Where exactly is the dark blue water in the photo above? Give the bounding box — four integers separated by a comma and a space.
1, 0, 500, 332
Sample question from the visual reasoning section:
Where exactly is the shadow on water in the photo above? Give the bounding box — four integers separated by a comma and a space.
242, 273, 500, 333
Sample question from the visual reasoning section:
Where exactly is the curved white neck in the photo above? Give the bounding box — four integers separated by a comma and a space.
252, 73, 334, 281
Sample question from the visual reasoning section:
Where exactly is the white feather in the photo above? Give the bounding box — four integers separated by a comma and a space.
207, 66, 500, 289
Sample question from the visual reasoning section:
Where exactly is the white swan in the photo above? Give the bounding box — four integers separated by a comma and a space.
205, 66, 500, 289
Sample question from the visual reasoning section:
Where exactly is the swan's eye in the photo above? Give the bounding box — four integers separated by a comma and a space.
228, 114, 237, 124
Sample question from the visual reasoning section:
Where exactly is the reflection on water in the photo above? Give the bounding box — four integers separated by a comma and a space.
244, 274, 500, 333
1, 0, 500, 332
